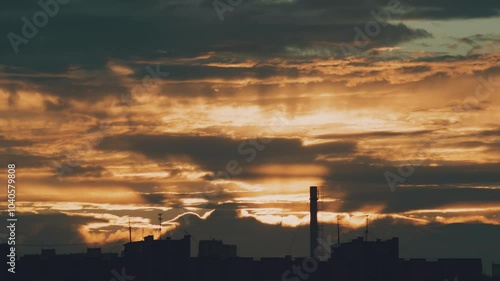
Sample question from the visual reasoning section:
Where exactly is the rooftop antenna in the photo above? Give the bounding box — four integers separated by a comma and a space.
317, 186, 326, 260
364, 215, 369, 241
128, 218, 132, 243
158, 213, 163, 240
337, 215, 341, 244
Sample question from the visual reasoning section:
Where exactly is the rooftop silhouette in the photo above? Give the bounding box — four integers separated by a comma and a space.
1, 187, 496, 281
1, 234, 492, 281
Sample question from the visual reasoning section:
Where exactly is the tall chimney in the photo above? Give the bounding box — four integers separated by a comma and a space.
309, 186, 318, 257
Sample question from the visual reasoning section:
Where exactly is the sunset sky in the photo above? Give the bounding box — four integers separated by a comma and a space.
1, 0, 499, 271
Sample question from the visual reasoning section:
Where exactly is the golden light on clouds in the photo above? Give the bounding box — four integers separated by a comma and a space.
249, 164, 328, 177
1, 8, 500, 255
107, 62, 134, 76
237, 209, 432, 228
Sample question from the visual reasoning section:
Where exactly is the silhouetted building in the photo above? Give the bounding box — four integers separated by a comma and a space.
123, 234, 190, 260
331, 237, 399, 262
41, 248, 56, 259
331, 237, 400, 281
0, 243, 10, 281
86, 247, 102, 258
123, 235, 191, 280
5, 187, 489, 281
16, 247, 120, 281
8, 235, 487, 281
493, 263, 500, 281
401, 258, 483, 281
198, 239, 237, 258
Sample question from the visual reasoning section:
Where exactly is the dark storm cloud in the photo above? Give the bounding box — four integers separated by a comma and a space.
384, 186, 500, 213
141, 193, 167, 205
0, 135, 33, 147
0, 1, 430, 58
313, 157, 500, 215
170, 209, 311, 257
324, 160, 500, 187
0, 65, 129, 101
0, 152, 55, 168
16, 213, 105, 247
399, 0, 500, 19
482, 66, 500, 78
409, 163, 500, 185
446, 141, 500, 151
1, 0, 493, 64
97, 133, 500, 191
400, 65, 432, 74
98, 134, 356, 173
0, 0, 435, 102
335, 184, 500, 213
170, 209, 500, 267
61, 165, 111, 178
478, 127, 500, 137
13, 213, 130, 257
44, 98, 69, 111
150, 64, 302, 81
316, 129, 435, 140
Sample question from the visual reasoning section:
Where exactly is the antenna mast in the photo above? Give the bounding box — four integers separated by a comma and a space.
364, 215, 369, 241
158, 213, 163, 240
337, 215, 341, 244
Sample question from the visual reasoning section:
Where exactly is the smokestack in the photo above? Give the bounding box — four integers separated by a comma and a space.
309, 186, 318, 257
